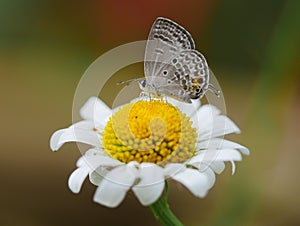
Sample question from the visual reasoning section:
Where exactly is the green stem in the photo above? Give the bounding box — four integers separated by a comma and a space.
149, 182, 184, 226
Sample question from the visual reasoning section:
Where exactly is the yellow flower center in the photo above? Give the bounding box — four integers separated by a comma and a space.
102, 100, 197, 165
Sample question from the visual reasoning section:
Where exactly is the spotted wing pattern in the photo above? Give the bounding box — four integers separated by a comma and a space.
144, 17, 195, 82
155, 50, 209, 101
148, 17, 195, 49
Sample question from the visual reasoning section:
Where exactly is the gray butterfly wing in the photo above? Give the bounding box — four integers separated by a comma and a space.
158, 83, 192, 103
144, 76, 192, 103
155, 49, 210, 101
144, 17, 195, 84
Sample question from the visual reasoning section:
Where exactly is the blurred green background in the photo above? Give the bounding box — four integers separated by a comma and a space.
1, 0, 299, 225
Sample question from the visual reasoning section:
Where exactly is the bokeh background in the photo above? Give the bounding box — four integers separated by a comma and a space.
1, 0, 299, 225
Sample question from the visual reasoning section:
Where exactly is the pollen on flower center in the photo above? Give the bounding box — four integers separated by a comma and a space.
102, 100, 197, 165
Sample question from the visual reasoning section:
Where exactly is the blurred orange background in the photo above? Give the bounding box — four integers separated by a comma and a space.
1, 0, 299, 225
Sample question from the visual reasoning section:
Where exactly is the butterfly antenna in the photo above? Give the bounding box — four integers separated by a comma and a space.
117, 77, 145, 86
208, 84, 221, 97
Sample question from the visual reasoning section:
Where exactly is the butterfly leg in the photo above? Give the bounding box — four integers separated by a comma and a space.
139, 91, 153, 102
164, 95, 168, 104
139, 91, 147, 101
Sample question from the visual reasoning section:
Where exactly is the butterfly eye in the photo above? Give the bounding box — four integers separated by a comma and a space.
163, 70, 168, 75
138, 80, 147, 88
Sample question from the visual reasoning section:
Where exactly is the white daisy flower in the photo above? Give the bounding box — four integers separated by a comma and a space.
50, 97, 249, 208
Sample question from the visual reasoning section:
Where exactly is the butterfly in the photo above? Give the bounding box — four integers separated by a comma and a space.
119, 17, 219, 103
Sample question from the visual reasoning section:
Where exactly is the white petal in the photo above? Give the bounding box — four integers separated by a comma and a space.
50, 129, 68, 151
194, 105, 240, 140
191, 99, 201, 109
189, 161, 225, 175
208, 161, 225, 174
84, 153, 123, 170
168, 98, 201, 116
132, 163, 165, 206
85, 148, 106, 157
202, 167, 216, 189
198, 138, 250, 155
187, 163, 216, 189
193, 105, 221, 138
80, 97, 111, 126
190, 149, 242, 163
163, 163, 185, 177
68, 166, 91, 193
81, 149, 123, 175
198, 115, 240, 141
93, 165, 138, 207
87, 152, 126, 186
89, 166, 109, 186
71, 120, 97, 129
51, 127, 101, 151
76, 156, 86, 167
172, 168, 209, 198
196, 105, 221, 124
212, 149, 242, 161
50, 120, 102, 151
76, 149, 106, 168
231, 160, 236, 174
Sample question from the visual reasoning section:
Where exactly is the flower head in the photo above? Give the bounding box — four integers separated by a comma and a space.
103, 100, 197, 164
50, 97, 249, 207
